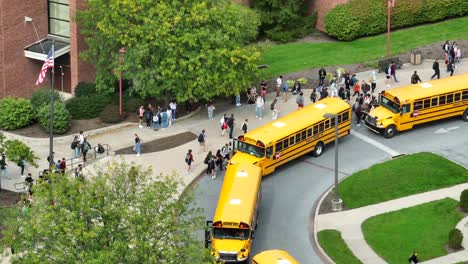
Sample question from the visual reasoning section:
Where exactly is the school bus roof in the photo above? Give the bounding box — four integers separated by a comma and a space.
385, 73, 468, 102
253, 250, 299, 264
214, 163, 262, 226
244, 97, 350, 145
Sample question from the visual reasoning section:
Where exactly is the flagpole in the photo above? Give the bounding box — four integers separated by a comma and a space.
49, 42, 55, 169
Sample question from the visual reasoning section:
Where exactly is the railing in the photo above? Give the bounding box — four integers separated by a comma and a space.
14, 181, 27, 191
65, 144, 111, 172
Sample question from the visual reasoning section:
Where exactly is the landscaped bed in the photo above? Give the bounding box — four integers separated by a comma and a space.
339, 152, 468, 209
317, 229, 362, 264
362, 198, 464, 264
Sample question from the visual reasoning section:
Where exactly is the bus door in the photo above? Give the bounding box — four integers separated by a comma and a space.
397, 103, 413, 130
263, 145, 275, 175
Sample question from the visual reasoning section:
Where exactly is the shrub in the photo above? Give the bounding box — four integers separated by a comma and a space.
448, 228, 463, 249
74, 82, 97, 97
252, 0, 317, 42
325, 0, 468, 40
297, 78, 307, 85
99, 104, 126, 123
123, 97, 146, 113
66, 95, 111, 119
38, 102, 71, 134
0, 97, 34, 130
460, 189, 468, 212
30, 89, 63, 113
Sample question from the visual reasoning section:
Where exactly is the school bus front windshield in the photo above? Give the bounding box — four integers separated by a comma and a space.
213, 227, 250, 240
379, 95, 400, 113
237, 141, 264, 158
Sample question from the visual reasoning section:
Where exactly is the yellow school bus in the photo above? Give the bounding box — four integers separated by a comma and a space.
365, 73, 468, 138
231, 97, 352, 176
205, 163, 262, 263
253, 250, 300, 264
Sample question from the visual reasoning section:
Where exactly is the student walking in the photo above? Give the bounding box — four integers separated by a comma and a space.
276, 76, 283, 97
134, 134, 142, 157
220, 115, 228, 136
354, 102, 363, 127
241, 119, 248, 134
296, 92, 304, 109
228, 114, 235, 139
281, 81, 289, 102
0, 154, 8, 179
145, 107, 152, 128
408, 251, 419, 264
169, 101, 177, 121
431, 59, 440, 79
71, 136, 80, 159
370, 70, 377, 93
255, 95, 264, 119
198, 130, 206, 153
310, 88, 317, 103
318, 68, 326, 86
185, 149, 194, 174
448, 61, 455, 76
207, 101, 215, 120
138, 106, 145, 128
271, 98, 279, 120
390, 62, 399, 82
152, 110, 159, 131
82, 138, 92, 162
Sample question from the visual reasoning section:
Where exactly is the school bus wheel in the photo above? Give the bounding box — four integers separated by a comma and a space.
383, 125, 397, 139
312, 142, 324, 157
462, 109, 468, 122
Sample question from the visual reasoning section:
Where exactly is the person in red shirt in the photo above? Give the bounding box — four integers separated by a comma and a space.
353, 83, 361, 97
59, 158, 66, 174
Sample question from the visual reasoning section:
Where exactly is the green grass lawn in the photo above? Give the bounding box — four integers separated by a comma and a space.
262, 16, 468, 77
362, 198, 463, 264
317, 229, 363, 264
339, 152, 468, 209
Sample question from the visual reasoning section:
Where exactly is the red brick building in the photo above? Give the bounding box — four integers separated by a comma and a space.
0, 0, 95, 98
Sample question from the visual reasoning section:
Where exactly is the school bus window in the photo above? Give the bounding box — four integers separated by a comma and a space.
289, 137, 294, 146
439, 95, 446, 105
213, 227, 249, 240
402, 104, 410, 114
238, 141, 264, 158
447, 94, 453, 103
301, 131, 307, 140
313, 125, 318, 135
463, 91, 468, 100
330, 118, 335, 127
283, 139, 289, 148
414, 100, 423, 110
343, 111, 349, 121
307, 128, 312, 137
423, 99, 430, 109
295, 133, 301, 143
325, 120, 330, 129
454, 93, 461, 102
319, 122, 324, 133
431, 97, 438, 107
338, 115, 342, 123
275, 142, 283, 152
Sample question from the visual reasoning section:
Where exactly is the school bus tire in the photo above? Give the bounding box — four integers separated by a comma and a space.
312, 142, 324, 157
383, 125, 397, 139
462, 109, 468, 122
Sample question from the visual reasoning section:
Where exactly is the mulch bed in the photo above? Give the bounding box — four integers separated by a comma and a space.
0, 190, 21, 207
114, 131, 197, 155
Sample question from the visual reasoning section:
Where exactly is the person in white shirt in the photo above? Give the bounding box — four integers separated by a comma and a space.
166, 108, 172, 127
255, 95, 264, 119
330, 80, 338, 97
169, 101, 177, 121
276, 75, 282, 97
271, 98, 279, 120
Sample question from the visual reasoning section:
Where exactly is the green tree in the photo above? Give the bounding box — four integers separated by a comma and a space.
76, 0, 261, 102
3, 162, 212, 263
0, 133, 39, 168
251, 0, 317, 42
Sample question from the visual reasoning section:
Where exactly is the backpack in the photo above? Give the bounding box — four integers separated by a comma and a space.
71, 141, 77, 150
198, 133, 204, 142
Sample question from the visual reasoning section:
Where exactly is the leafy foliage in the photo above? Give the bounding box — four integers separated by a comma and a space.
37, 102, 71, 134
76, 0, 262, 102
460, 189, 468, 212
99, 104, 126, 123
1, 139, 39, 168
448, 228, 463, 249
251, 0, 317, 42
30, 88, 63, 113
74, 82, 97, 97
0, 97, 34, 130
65, 95, 111, 119
3, 162, 213, 263
325, 0, 468, 40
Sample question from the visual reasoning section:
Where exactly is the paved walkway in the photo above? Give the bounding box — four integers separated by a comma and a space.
1, 59, 468, 263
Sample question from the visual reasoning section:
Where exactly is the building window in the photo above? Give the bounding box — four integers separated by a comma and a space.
49, 0, 70, 38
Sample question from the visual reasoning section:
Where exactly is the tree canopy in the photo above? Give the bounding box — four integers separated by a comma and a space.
3, 162, 212, 263
77, 0, 262, 102
0, 133, 39, 168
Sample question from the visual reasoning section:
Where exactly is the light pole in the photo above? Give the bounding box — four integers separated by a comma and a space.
119, 47, 126, 116
386, 0, 394, 59
323, 113, 342, 211
60, 66, 64, 92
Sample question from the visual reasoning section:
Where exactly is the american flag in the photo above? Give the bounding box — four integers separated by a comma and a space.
35, 46, 54, 85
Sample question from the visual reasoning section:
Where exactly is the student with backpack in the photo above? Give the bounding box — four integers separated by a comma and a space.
198, 130, 206, 153
241, 119, 248, 134
310, 88, 317, 103
82, 138, 92, 162
185, 149, 194, 174
71, 136, 79, 159
220, 114, 228, 136
152, 110, 159, 131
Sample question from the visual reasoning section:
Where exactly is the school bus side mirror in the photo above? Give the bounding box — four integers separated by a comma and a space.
205, 221, 213, 248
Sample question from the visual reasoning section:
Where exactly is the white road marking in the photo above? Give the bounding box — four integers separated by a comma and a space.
351, 130, 400, 156
434, 128, 449, 134
447, 126, 460, 131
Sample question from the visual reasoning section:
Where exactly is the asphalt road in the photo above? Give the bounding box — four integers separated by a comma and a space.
194, 116, 468, 264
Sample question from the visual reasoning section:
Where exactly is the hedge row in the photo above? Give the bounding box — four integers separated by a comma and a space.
65, 95, 111, 119
325, 0, 468, 40
0, 97, 35, 130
